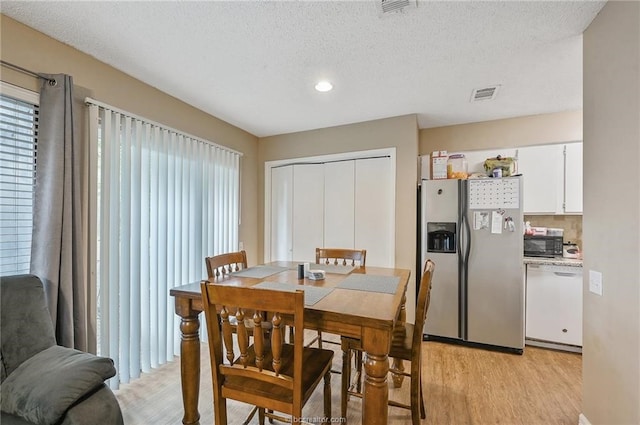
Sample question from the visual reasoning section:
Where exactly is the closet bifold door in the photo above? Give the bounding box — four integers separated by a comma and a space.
292, 164, 324, 263
270, 165, 293, 262
355, 157, 394, 267
324, 161, 355, 249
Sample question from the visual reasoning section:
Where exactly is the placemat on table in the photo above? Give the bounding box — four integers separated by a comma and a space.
335, 274, 400, 294
312, 264, 356, 274
231, 265, 289, 279
252, 281, 333, 306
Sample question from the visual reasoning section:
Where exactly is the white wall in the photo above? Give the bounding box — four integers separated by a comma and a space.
582, 1, 640, 423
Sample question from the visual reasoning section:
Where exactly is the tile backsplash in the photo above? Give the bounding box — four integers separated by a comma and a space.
524, 215, 583, 249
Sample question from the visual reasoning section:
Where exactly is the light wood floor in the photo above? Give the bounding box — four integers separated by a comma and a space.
114, 339, 581, 425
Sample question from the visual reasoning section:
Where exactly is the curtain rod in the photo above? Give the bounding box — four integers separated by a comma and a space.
0, 60, 57, 85
85, 97, 243, 157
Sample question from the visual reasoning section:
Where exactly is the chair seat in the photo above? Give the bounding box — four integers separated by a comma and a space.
389, 322, 415, 361
224, 343, 334, 405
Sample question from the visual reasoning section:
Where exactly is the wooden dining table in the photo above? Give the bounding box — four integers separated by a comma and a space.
169, 261, 410, 425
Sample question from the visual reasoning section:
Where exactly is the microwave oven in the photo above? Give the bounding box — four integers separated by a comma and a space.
524, 235, 563, 257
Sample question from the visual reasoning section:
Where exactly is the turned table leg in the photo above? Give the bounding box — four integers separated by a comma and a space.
175, 298, 201, 425
362, 329, 390, 425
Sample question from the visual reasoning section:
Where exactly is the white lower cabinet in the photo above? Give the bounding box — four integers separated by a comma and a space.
525, 264, 583, 348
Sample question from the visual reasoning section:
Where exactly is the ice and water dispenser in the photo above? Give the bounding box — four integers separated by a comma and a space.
427, 222, 457, 253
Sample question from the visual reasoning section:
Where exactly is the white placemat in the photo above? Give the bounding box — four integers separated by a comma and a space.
313, 264, 356, 274
231, 265, 289, 279
335, 274, 400, 294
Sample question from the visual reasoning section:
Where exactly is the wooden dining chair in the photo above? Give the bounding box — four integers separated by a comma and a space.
340, 259, 435, 425
315, 248, 367, 267
200, 283, 334, 425
205, 250, 248, 279
307, 248, 367, 350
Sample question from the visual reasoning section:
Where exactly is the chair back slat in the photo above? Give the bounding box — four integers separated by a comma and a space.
236, 309, 249, 367
271, 313, 283, 375
315, 248, 367, 267
253, 311, 265, 370
220, 306, 235, 364
205, 250, 248, 279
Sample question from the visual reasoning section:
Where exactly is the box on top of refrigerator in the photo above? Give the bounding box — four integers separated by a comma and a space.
430, 151, 448, 180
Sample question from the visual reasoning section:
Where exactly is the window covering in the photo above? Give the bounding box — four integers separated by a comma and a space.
88, 100, 240, 388
0, 92, 38, 276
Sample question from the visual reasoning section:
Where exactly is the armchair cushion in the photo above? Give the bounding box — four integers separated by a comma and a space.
1, 345, 116, 425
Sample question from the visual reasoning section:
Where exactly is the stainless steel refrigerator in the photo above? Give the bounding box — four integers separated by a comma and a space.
419, 176, 524, 353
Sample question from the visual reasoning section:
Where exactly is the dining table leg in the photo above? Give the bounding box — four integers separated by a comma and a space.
362, 328, 390, 425
174, 297, 201, 425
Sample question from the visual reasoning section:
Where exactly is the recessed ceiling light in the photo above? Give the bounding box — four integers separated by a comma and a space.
315, 81, 333, 92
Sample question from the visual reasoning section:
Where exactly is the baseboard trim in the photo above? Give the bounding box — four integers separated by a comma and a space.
579, 413, 592, 425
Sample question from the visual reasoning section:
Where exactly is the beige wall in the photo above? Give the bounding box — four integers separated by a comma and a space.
0, 15, 260, 266
583, 2, 640, 424
259, 115, 419, 313
419, 110, 583, 155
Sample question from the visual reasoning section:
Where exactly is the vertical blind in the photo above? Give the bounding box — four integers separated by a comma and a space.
0, 92, 38, 276
88, 100, 241, 389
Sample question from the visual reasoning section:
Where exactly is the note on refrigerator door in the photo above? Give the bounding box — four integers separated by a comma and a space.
474, 211, 489, 230
491, 211, 503, 234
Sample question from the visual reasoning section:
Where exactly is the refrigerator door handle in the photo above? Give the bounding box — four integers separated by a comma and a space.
460, 180, 472, 341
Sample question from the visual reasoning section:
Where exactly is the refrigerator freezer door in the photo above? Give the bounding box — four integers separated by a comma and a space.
421, 179, 460, 340
464, 177, 525, 349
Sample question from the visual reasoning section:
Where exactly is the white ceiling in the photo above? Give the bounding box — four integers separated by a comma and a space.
2, 1, 606, 138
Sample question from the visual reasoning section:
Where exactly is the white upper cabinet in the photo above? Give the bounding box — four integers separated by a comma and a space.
517, 142, 583, 214
563, 142, 583, 214
517, 144, 564, 214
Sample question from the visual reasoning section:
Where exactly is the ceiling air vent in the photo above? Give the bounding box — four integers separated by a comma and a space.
378, 0, 417, 16
471, 85, 501, 102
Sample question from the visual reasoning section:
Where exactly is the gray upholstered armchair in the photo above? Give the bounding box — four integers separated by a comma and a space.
0, 275, 124, 425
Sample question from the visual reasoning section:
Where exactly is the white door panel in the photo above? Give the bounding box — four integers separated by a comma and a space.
324, 161, 355, 249
355, 157, 394, 267
292, 164, 325, 262
270, 166, 293, 261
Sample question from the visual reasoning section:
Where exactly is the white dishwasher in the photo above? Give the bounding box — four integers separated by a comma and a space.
525, 264, 583, 351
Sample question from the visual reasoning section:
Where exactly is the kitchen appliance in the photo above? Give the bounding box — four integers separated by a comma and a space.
563, 242, 581, 259
524, 235, 564, 258
419, 176, 525, 353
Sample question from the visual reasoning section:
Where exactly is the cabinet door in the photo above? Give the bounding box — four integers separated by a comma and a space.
324, 161, 355, 249
517, 145, 564, 214
292, 164, 324, 262
270, 166, 293, 261
354, 157, 394, 267
526, 264, 583, 346
564, 142, 583, 214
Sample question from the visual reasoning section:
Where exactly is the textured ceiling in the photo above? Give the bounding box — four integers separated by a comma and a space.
1, 1, 606, 137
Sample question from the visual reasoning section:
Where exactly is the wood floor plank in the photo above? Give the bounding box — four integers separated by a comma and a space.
114, 340, 581, 424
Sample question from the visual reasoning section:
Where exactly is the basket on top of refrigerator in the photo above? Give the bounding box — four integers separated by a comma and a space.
483, 155, 517, 177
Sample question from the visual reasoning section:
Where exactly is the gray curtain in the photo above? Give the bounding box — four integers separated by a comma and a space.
30, 74, 87, 351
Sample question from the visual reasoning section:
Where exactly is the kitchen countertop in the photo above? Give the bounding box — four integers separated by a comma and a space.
523, 256, 583, 267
